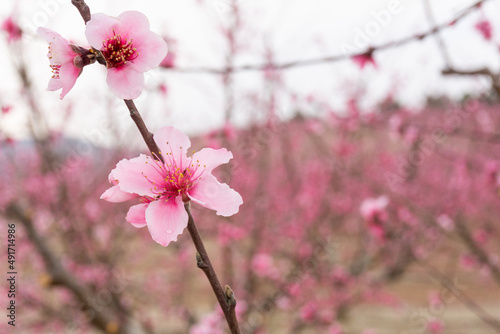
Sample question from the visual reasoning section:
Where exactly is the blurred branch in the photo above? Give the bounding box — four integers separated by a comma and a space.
423, 262, 500, 331
423, 0, 453, 67
442, 67, 500, 95
164, 0, 488, 74
5, 204, 144, 334
455, 217, 500, 286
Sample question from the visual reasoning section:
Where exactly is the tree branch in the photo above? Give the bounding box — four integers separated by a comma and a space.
186, 204, 241, 334
71, 0, 91, 24
161, 0, 488, 74
123, 100, 163, 162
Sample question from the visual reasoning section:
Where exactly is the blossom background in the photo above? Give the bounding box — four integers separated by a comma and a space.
1, 0, 500, 333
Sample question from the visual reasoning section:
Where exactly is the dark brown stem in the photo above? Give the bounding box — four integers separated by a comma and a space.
186, 204, 241, 334
71, 0, 91, 23
123, 100, 163, 162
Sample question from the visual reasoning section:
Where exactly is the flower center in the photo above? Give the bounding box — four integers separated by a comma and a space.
101, 31, 138, 68
142, 148, 207, 203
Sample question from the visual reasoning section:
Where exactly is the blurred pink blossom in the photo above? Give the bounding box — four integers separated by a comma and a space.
101, 126, 243, 246
360, 196, 389, 222
160, 51, 176, 68
352, 50, 376, 69
300, 302, 317, 322
251, 253, 278, 278
436, 214, 454, 231
1, 105, 12, 114
1, 16, 22, 43
327, 324, 344, 334
85, 11, 168, 99
475, 20, 492, 41
427, 319, 444, 333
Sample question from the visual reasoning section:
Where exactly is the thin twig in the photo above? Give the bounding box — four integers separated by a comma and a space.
186, 204, 241, 334
123, 100, 163, 162
423, 0, 453, 67
163, 0, 488, 74
71, 0, 91, 23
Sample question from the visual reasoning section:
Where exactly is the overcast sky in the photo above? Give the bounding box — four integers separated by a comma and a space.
0, 0, 499, 147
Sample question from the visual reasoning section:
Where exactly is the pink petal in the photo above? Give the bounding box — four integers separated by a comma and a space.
58, 62, 81, 99
100, 185, 138, 203
145, 197, 188, 246
191, 147, 233, 179
126, 203, 148, 228
112, 154, 165, 197
85, 13, 121, 48
352, 53, 376, 69
37, 27, 75, 64
129, 31, 168, 72
189, 174, 243, 216
154, 126, 191, 168
106, 67, 145, 99
117, 11, 151, 37
47, 77, 63, 91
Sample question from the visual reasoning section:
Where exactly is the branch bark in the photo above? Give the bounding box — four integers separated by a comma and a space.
123, 100, 163, 162
71, 0, 91, 23
186, 204, 241, 334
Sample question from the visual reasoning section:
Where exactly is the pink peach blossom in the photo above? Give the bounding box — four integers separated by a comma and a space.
1, 16, 22, 43
352, 51, 376, 69
1, 105, 12, 114
360, 196, 389, 222
85, 11, 168, 99
475, 20, 492, 41
101, 126, 243, 246
427, 319, 444, 334
37, 27, 82, 99
160, 51, 176, 69
360, 196, 389, 241
251, 253, 277, 278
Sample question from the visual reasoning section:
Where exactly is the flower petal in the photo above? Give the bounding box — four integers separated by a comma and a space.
112, 154, 165, 197
117, 11, 151, 36
106, 67, 145, 99
85, 13, 121, 48
145, 197, 188, 246
100, 185, 138, 203
126, 203, 148, 228
47, 77, 62, 91
189, 174, 242, 216
190, 147, 233, 179
58, 63, 81, 99
154, 126, 191, 169
129, 31, 168, 72
37, 27, 75, 64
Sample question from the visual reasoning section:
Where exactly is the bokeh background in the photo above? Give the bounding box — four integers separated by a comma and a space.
1, 0, 500, 333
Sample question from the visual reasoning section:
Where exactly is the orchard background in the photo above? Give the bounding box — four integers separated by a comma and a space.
1, 0, 500, 333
